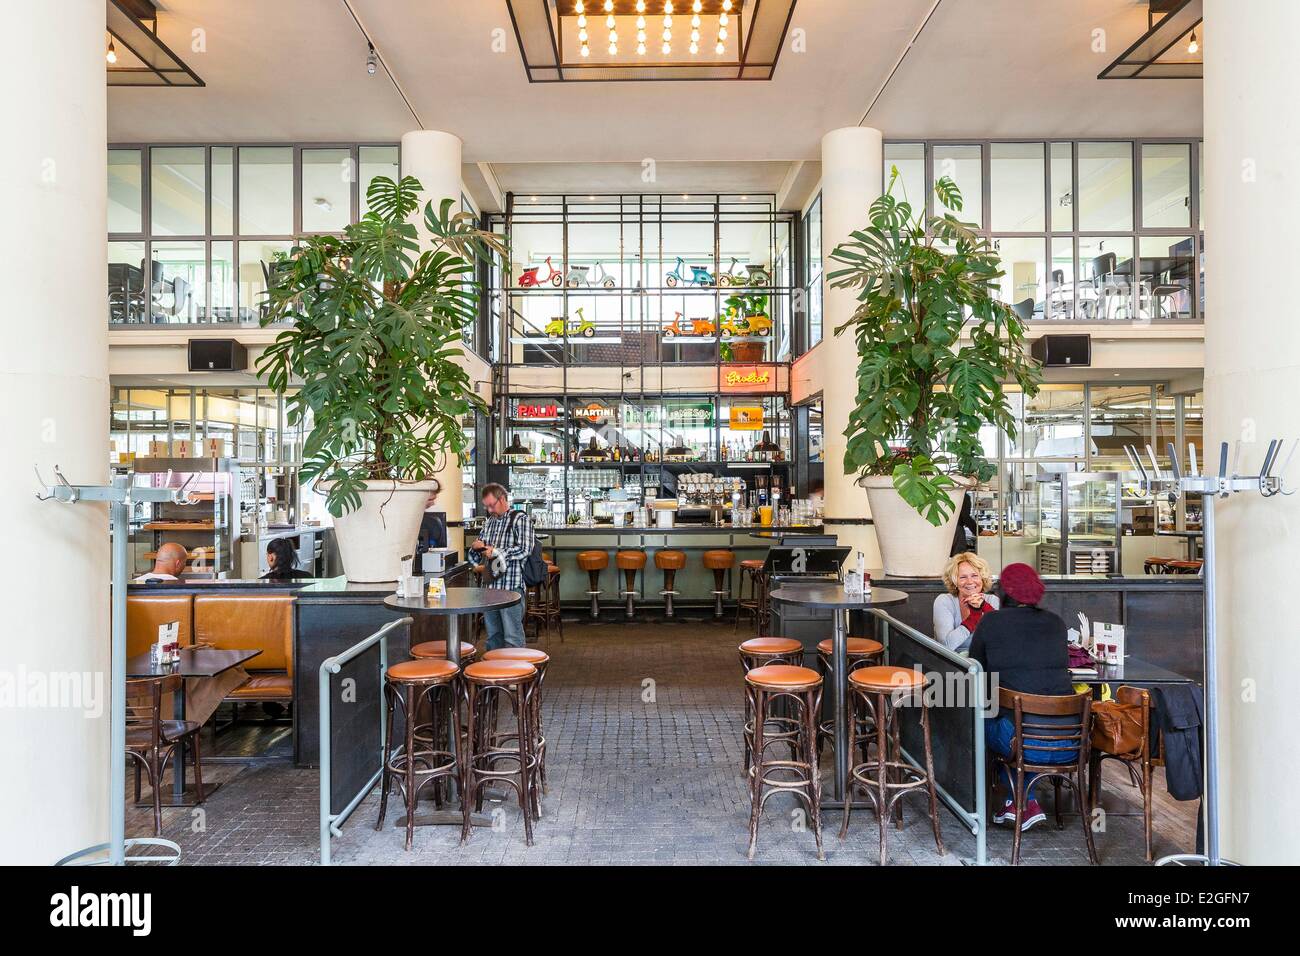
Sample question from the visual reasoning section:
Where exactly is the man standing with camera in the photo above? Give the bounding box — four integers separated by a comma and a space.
469, 482, 537, 650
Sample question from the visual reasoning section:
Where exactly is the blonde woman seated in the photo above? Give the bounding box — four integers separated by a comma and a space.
933, 551, 999, 652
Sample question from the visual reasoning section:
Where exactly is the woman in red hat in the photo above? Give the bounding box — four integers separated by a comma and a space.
969, 562, 1076, 832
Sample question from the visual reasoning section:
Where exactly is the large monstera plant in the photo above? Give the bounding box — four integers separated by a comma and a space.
258, 175, 505, 517
827, 169, 1041, 526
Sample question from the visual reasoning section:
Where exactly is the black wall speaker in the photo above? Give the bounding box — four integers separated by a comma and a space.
188, 339, 248, 372
1030, 334, 1091, 367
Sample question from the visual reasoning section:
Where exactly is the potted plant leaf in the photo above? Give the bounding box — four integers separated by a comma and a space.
258, 176, 505, 582
827, 169, 1041, 576
722, 291, 770, 362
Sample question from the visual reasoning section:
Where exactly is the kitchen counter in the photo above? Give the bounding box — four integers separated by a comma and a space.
539, 524, 824, 535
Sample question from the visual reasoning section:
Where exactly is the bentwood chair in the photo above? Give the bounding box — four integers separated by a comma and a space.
1089, 685, 1158, 862
990, 687, 1097, 865
126, 674, 206, 836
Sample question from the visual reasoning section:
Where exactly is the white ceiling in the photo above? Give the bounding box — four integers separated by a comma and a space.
109, 1, 1203, 210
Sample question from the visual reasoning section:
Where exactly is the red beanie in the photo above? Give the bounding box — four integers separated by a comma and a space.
999, 562, 1045, 605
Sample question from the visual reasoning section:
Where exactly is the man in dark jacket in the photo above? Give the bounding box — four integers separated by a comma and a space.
970, 562, 1077, 832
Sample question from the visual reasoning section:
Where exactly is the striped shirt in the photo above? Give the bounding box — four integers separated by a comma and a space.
472, 509, 536, 592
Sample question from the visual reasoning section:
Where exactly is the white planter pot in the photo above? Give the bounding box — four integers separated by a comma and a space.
317, 480, 438, 583
862, 475, 970, 578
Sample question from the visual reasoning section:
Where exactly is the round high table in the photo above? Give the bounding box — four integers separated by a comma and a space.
383, 587, 523, 825
768, 583, 908, 804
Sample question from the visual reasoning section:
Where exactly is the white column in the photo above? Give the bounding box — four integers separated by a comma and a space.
819, 128, 884, 565
0, 0, 109, 862
1203, 0, 1300, 864
401, 131, 468, 553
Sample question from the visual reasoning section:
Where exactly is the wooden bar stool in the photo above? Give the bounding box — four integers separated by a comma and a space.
735, 558, 769, 633
739, 637, 804, 773
525, 558, 564, 643
1143, 556, 1173, 574
616, 549, 647, 620
815, 636, 884, 759
744, 663, 825, 861
483, 647, 551, 795
576, 550, 609, 620
461, 659, 540, 846
409, 640, 477, 766
839, 665, 945, 865
1167, 559, 1203, 574
411, 640, 478, 663
543, 554, 564, 643
376, 658, 460, 850
702, 548, 735, 619
654, 549, 687, 619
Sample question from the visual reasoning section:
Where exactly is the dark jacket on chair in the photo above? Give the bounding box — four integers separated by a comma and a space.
1152, 683, 1204, 801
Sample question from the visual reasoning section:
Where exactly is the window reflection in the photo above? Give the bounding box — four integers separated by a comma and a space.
1078, 142, 1133, 231
990, 143, 1044, 232
238, 239, 291, 320
1046, 238, 1075, 320
932, 145, 982, 225
1049, 142, 1073, 232
301, 148, 351, 233
884, 143, 925, 212
149, 241, 204, 322
238, 147, 293, 235
992, 237, 1046, 316
1077, 237, 1135, 320
1141, 143, 1191, 229
108, 149, 143, 234
107, 240, 146, 323
1138, 235, 1194, 320
151, 147, 206, 236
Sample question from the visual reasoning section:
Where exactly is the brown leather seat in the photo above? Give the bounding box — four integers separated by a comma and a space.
387, 658, 458, 682
745, 664, 822, 689
410, 640, 477, 660
546, 562, 561, 575
616, 549, 647, 570
702, 549, 734, 570
740, 637, 802, 656
1167, 560, 1203, 573
817, 637, 885, 657
463, 660, 538, 684
577, 550, 609, 571
127, 593, 194, 659
654, 549, 687, 570
483, 647, 550, 665
849, 665, 924, 692
194, 593, 295, 704
740, 558, 765, 571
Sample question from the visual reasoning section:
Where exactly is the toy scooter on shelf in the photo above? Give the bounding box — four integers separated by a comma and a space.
663, 312, 716, 337
518, 256, 564, 288
665, 257, 714, 288
544, 306, 596, 339
717, 257, 771, 287
565, 261, 618, 288
719, 308, 773, 337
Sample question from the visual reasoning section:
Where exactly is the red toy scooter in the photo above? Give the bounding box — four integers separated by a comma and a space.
518, 256, 563, 288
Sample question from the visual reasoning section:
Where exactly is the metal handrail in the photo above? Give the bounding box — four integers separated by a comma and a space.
868, 607, 988, 866
318, 616, 409, 866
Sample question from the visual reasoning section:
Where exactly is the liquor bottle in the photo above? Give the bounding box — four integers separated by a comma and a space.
720, 440, 728, 462
613, 444, 621, 462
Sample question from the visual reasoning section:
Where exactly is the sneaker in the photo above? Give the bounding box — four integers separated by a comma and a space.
1020, 799, 1048, 831
993, 799, 1017, 825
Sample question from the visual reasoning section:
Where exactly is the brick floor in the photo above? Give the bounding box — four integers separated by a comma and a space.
128, 619, 1195, 865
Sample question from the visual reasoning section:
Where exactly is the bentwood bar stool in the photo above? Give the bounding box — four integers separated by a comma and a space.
654, 548, 687, 619
738, 637, 804, 773
814, 636, 884, 758
461, 659, 540, 846
744, 663, 825, 861
482, 647, 551, 795
839, 665, 945, 865
377, 658, 461, 850
735, 558, 769, 633
126, 674, 206, 836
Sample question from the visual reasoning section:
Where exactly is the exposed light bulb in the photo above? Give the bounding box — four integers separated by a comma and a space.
637, 29, 646, 41
719, 12, 729, 26
581, 44, 591, 57
106, 39, 117, 64
637, 42, 647, 54
690, 28, 699, 42
604, 0, 614, 11
578, 13, 587, 26
692, 0, 702, 11
662, 40, 671, 54
691, 14, 701, 28
715, 40, 725, 54
575, 1, 584, 12
664, 14, 672, 27
366, 43, 377, 75
637, 15, 646, 29
664, 1, 674, 13
1187, 30, 1199, 54
663, 27, 672, 39
608, 41, 618, 54
722, 0, 732, 10
719, 26, 727, 39
636, 0, 646, 11
606, 13, 616, 28
579, 28, 588, 41
689, 40, 698, 53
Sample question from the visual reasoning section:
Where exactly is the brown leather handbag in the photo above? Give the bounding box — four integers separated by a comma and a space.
1090, 699, 1144, 755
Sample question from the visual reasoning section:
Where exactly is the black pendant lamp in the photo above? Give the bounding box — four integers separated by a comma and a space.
579, 437, 609, 461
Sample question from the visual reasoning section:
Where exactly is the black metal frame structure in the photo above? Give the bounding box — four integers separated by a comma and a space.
505, 0, 797, 83
1097, 0, 1203, 80
106, 0, 205, 87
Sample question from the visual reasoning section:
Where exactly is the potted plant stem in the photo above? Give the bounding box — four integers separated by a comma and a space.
827, 169, 1041, 576
258, 176, 506, 582
722, 292, 770, 362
